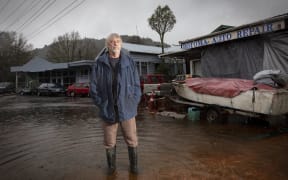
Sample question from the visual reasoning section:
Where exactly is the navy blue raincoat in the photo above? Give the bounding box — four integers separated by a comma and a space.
90, 50, 142, 123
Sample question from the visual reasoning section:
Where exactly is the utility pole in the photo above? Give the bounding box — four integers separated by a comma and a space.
136, 25, 139, 36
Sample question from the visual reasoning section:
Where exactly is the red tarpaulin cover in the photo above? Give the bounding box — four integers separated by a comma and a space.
185, 78, 275, 98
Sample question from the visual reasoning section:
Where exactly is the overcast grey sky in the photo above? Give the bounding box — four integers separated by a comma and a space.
0, 0, 287, 48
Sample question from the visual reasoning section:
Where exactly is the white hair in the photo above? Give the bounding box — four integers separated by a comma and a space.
105, 33, 122, 48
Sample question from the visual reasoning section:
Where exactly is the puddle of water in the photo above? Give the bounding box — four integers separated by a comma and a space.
0, 96, 287, 179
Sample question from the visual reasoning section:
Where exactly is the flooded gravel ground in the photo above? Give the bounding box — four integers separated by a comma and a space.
0, 95, 288, 180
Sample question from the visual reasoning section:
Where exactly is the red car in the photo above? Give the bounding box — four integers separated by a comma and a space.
66, 82, 90, 97
140, 74, 167, 94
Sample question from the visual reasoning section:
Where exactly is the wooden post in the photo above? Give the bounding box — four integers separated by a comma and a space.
15, 72, 18, 92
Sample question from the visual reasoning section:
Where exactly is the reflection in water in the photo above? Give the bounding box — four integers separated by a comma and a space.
0, 96, 287, 179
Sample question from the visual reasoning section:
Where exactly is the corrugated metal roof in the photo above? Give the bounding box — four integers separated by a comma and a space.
10, 57, 68, 72
165, 45, 182, 53
68, 60, 94, 67
122, 42, 162, 54
131, 53, 161, 63
11, 43, 166, 73
95, 46, 162, 63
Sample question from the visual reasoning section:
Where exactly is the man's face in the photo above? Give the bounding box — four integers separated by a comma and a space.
108, 37, 122, 54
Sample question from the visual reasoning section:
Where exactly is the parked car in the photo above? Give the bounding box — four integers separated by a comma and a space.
37, 83, 65, 96
0, 82, 15, 94
19, 80, 39, 95
19, 86, 38, 95
66, 82, 90, 97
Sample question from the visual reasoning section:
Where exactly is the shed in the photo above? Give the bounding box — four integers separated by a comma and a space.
161, 13, 288, 79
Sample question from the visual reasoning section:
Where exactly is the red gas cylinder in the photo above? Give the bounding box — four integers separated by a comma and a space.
147, 92, 156, 112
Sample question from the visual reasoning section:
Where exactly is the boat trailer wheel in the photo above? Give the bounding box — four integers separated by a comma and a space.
205, 107, 221, 123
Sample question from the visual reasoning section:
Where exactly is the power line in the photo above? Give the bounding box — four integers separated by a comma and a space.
27, 0, 86, 41
3, 0, 39, 31
16, 0, 56, 32
0, 0, 27, 27
28, 0, 85, 39
26, 0, 80, 38
0, 0, 10, 19
0, 0, 86, 46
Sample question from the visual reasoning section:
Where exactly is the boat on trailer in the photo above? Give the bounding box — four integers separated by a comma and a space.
171, 77, 288, 122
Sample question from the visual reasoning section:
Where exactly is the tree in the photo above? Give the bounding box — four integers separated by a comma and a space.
0, 31, 32, 82
47, 31, 81, 62
76, 38, 104, 60
47, 31, 103, 62
148, 5, 176, 53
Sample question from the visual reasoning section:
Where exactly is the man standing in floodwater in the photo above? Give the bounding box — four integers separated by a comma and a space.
90, 33, 142, 175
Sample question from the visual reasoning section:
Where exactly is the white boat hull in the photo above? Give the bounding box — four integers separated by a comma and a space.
173, 82, 288, 116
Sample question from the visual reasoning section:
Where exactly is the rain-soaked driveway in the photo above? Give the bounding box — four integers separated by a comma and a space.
0, 95, 288, 180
